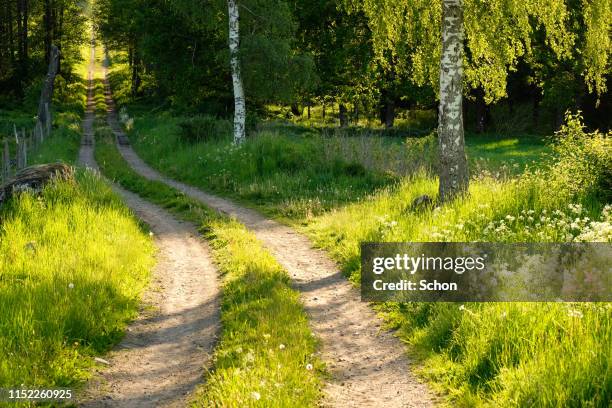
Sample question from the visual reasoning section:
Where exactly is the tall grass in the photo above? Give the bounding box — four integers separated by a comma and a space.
0, 38, 156, 390
194, 220, 323, 407
124, 111, 398, 219
0, 173, 155, 387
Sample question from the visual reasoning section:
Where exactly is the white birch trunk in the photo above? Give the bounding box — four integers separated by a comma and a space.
228, 0, 246, 144
438, 0, 468, 202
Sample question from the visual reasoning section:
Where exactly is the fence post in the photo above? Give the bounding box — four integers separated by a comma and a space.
45, 103, 51, 137
21, 136, 27, 169
2, 139, 9, 181
16, 133, 22, 170
36, 120, 44, 143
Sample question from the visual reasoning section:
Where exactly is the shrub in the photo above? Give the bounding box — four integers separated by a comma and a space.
178, 115, 232, 143
549, 112, 611, 201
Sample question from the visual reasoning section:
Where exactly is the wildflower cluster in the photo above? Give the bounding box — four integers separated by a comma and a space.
479, 204, 612, 243
375, 214, 398, 239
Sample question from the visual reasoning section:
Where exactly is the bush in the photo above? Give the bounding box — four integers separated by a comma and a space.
549, 112, 611, 201
178, 115, 232, 143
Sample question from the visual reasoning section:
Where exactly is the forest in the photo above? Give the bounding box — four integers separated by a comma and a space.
0, 0, 610, 407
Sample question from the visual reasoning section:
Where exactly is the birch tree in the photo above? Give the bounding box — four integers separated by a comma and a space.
227, 0, 246, 144
438, 0, 468, 201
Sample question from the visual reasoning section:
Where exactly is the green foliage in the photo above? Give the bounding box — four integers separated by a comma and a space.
178, 115, 232, 144
0, 172, 154, 387
125, 111, 398, 219
582, 0, 612, 96
547, 112, 612, 201
117, 100, 609, 406
344, 0, 611, 106
382, 302, 612, 407
95, 0, 317, 111
0, 0, 87, 103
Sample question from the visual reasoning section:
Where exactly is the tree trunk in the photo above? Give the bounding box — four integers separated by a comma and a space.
322, 103, 326, 118
7, 1, 15, 67
131, 51, 141, 96
44, 0, 52, 64
438, 0, 468, 202
22, 0, 28, 67
307, 103, 311, 119
532, 94, 539, 130
57, 4, 63, 75
227, 0, 246, 144
291, 102, 301, 116
379, 90, 396, 128
384, 99, 395, 128
475, 89, 489, 133
16, 0, 22, 73
339, 103, 349, 127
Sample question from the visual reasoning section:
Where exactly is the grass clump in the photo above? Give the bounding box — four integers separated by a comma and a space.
94, 128, 323, 407
120, 106, 550, 221
123, 110, 404, 218
193, 220, 322, 407
178, 115, 232, 144
0, 172, 155, 387
303, 117, 611, 406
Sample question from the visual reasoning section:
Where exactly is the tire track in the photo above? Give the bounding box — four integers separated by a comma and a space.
78, 43, 220, 408
103, 75, 435, 407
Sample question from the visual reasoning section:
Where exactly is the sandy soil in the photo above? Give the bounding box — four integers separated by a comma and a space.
107, 99, 435, 407
77, 45, 220, 408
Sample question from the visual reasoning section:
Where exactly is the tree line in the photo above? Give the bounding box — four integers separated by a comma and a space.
1, 0, 610, 199
92, 0, 609, 199
89, 0, 610, 132
0, 0, 85, 103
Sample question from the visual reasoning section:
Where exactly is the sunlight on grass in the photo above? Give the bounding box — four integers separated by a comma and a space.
0, 172, 155, 387
118, 105, 610, 406
194, 220, 323, 407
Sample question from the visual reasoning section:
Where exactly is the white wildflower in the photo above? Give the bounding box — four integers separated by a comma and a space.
567, 309, 583, 318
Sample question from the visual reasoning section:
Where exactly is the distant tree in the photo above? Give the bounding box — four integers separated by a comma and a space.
0, 0, 85, 104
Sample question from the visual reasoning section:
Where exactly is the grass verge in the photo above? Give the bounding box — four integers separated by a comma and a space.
94, 125, 323, 406
0, 172, 155, 388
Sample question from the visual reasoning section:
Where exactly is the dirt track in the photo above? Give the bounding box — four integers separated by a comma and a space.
107, 94, 435, 408
78, 44, 220, 408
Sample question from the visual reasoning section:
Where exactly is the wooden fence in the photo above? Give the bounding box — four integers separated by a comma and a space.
1, 45, 60, 184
